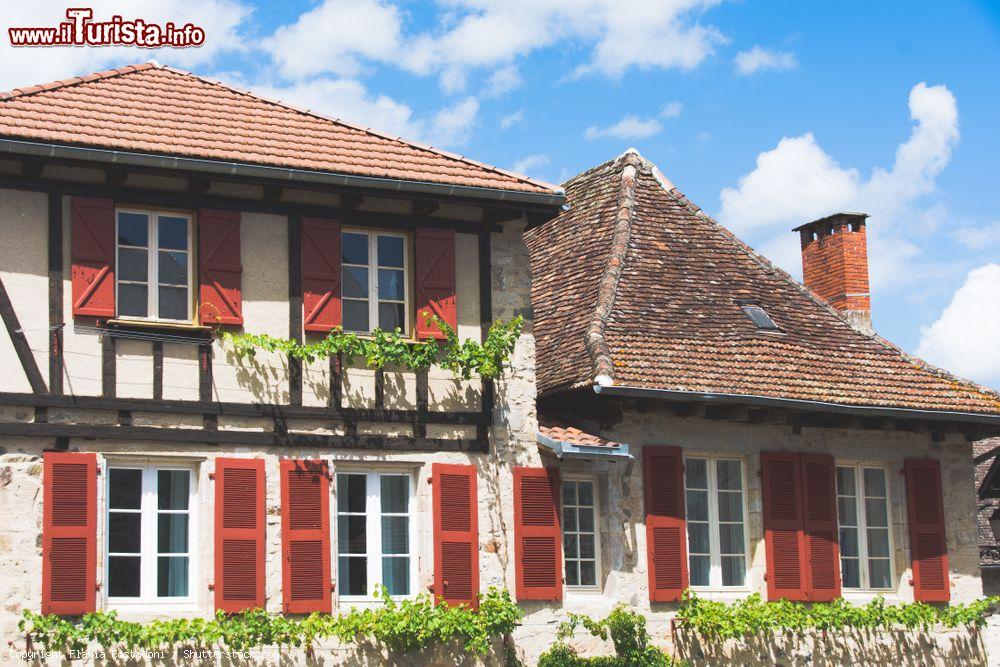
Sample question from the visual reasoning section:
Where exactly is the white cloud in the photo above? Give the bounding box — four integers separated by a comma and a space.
660, 101, 684, 118
500, 110, 524, 129
954, 221, 1000, 249
484, 64, 522, 97
734, 45, 797, 75
510, 154, 550, 177
428, 96, 480, 146
0, 1, 251, 90
585, 114, 662, 140
916, 263, 1000, 388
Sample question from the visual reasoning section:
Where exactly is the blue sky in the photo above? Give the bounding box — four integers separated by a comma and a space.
3, 0, 999, 388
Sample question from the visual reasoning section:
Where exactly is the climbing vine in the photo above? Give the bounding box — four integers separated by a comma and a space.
220, 314, 523, 380
19, 587, 522, 657
539, 605, 676, 666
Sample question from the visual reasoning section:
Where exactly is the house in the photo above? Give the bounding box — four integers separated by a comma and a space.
0, 63, 999, 665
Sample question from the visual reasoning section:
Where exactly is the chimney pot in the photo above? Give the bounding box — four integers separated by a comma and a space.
792, 212, 872, 334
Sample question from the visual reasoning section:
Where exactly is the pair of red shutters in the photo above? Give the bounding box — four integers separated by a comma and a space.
643, 448, 951, 603
41, 455, 480, 615
70, 197, 456, 337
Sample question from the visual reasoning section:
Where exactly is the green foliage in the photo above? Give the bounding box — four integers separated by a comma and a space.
18, 587, 522, 657
674, 590, 1000, 639
539, 605, 675, 667
221, 314, 523, 380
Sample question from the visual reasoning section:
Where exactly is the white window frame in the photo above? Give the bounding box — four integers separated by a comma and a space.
683, 455, 751, 591
340, 228, 410, 335
836, 462, 895, 591
115, 207, 194, 323
333, 469, 417, 604
104, 463, 198, 610
561, 476, 601, 592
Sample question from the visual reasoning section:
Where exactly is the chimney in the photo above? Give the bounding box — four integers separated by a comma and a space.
793, 212, 873, 334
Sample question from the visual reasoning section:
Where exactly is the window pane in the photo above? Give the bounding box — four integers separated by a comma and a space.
841, 558, 861, 588
382, 557, 410, 595
158, 470, 190, 510
108, 556, 141, 597
109, 513, 141, 553
836, 466, 855, 496
865, 498, 888, 528
118, 248, 148, 282
562, 482, 577, 506
839, 526, 859, 558
339, 557, 367, 596
687, 522, 710, 554
719, 523, 744, 555
578, 507, 595, 533
869, 559, 892, 589
343, 266, 369, 298
578, 534, 595, 559
717, 491, 743, 522
863, 468, 887, 497
342, 232, 368, 265
158, 216, 188, 250
689, 555, 710, 587
118, 212, 148, 247
157, 556, 189, 597
716, 460, 742, 491
157, 514, 189, 553
381, 516, 409, 554
380, 476, 408, 513
378, 303, 405, 331
378, 268, 404, 301
721, 556, 746, 587
564, 534, 578, 559
579, 560, 596, 587
577, 482, 594, 507
377, 236, 404, 268
562, 507, 577, 532
838, 496, 857, 526
685, 458, 707, 489
338, 515, 367, 553
338, 474, 367, 513
867, 528, 890, 558
118, 284, 148, 318
565, 561, 579, 586
110, 469, 142, 509
159, 287, 188, 320
686, 490, 708, 522
158, 251, 188, 285
343, 300, 369, 332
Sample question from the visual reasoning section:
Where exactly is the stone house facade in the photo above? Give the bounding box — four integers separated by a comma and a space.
0, 63, 999, 665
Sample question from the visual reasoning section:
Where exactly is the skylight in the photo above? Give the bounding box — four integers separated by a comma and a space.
739, 303, 780, 331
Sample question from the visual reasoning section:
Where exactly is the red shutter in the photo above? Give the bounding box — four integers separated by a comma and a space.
280, 459, 331, 614
432, 463, 479, 608
800, 453, 841, 601
761, 452, 809, 601
71, 197, 115, 318
215, 457, 265, 612
905, 458, 950, 602
42, 452, 97, 615
513, 467, 562, 601
198, 209, 243, 326
414, 228, 456, 340
643, 446, 687, 602
301, 218, 342, 333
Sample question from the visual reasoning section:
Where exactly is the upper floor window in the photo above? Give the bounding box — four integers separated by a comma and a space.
562, 478, 600, 590
685, 456, 749, 588
116, 209, 192, 322
342, 230, 408, 333
837, 464, 893, 590
106, 464, 196, 605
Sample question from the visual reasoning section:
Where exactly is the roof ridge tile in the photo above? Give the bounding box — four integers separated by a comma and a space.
0, 62, 157, 101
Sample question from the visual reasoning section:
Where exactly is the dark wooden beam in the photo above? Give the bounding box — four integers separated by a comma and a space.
412, 201, 440, 216
152, 342, 163, 401
340, 193, 363, 210
478, 229, 494, 449
526, 210, 556, 228
288, 215, 303, 406
101, 334, 115, 398
0, 274, 48, 394
106, 169, 127, 186
329, 353, 342, 409
198, 344, 213, 402
47, 191, 64, 395
484, 208, 523, 225
374, 369, 385, 409
188, 177, 211, 193
263, 185, 284, 202
415, 369, 429, 438
22, 161, 44, 179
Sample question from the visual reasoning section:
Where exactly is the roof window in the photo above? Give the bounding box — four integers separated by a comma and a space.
738, 302, 780, 331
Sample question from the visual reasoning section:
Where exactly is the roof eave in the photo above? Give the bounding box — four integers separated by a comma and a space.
536, 431, 632, 460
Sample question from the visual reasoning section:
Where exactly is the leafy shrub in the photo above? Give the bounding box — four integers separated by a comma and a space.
538, 605, 675, 666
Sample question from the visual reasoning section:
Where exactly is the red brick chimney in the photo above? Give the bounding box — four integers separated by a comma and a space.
793, 212, 873, 334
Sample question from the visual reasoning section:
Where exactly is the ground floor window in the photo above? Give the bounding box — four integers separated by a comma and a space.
684, 456, 748, 588
562, 478, 599, 589
837, 464, 893, 589
336, 471, 413, 600
106, 464, 196, 604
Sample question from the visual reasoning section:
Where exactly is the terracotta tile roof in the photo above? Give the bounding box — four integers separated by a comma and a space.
538, 415, 623, 449
975, 438, 1000, 564
525, 150, 1000, 416
0, 63, 560, 196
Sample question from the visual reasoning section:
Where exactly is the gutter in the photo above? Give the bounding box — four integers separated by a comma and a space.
0, 138, 566, 208
592, 384, 1000, 426
536, 430, 632, 460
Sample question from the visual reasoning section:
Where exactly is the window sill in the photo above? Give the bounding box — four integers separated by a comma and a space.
104, 600, 199, 616
105, 319, 214, 342
687, 588, 753, 602
841, 589, 900, 603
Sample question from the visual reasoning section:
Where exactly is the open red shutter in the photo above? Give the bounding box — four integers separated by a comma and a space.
199, 209, 243, 326
801, 453, 840, 601
42, 452, 97, 615
514, 467, 562, 601
643, 446, 687, 602
761, 451, 808, 601
280, 459, 331, 613
905, 458, 950, 602
432, 463, 479, 608
301, 218, 342, 333
71, 197, 115, 318
215, 457, 265, 612
414, 228, 456, 340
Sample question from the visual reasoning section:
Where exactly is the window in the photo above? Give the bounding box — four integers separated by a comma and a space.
684, 457, 748, 588
837, 465, 893, 589
106, 465, 196, 604
738, 302, 780, 331
116, 209, 192, 322
562, 479, 599, 589
341, 230, 408, 333
336, 472, 413, 599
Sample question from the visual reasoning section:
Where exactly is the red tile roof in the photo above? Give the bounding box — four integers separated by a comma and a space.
525, 150, 1000, 416
0, 63, 559, 196
538, 415, 623, 449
